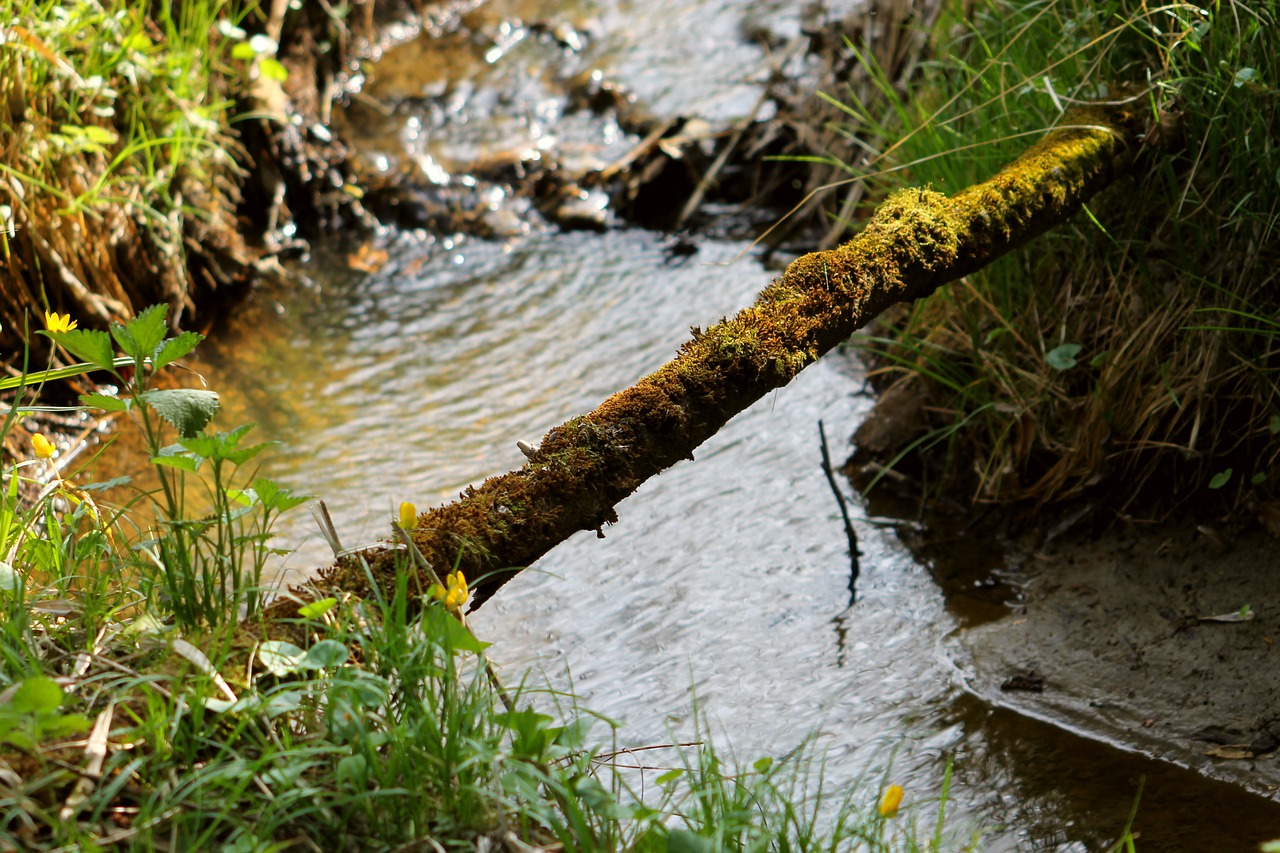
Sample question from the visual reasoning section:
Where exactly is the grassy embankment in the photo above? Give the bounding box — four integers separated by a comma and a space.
0, 312, 985, 848
0, 0, 277, 361
0, 2, 978, 850
819, 0, 1278, 518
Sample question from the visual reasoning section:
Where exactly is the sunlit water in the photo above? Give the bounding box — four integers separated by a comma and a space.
196, 229, 1280, 851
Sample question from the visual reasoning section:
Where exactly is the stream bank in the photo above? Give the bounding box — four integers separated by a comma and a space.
8, 0, 1280, 845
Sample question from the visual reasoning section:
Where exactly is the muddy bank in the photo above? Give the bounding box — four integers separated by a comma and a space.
950, 520, 1280, 799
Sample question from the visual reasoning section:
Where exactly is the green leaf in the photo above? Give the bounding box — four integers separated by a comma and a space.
0, 561, 19, 593
39, 713, 91, 739
51, 329, 116, 371
667, 830, 722, 853
231, 42, 256, 60
78, 476, 132, 492
422, 606, 490, 653
753, 756, 774, 774
260, 57, 289, 82
124, 304, 169, 360
257, 640, 306, 676
1045, 343, 1083, 371
8, 677, 63, 714
80, 125, 118, 146
153, 331, 203, 371
252, 478, 312, 512
336, 754, 368, 788
1232, 66, 1258, 87
1209, 468, 1233, 489
655, 768, 683, 787
1252, 472, 1268, 485
143, 388, 220, 437
262, 690, 303, 718
1270, 414, 1280, 435
297, 597, 338, 619
79, 392, 130, 412
150, 454, 200, 473
301, 640, 349, 669
574, 775, 617, 812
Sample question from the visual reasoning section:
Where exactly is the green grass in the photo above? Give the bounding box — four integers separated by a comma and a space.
0, 306, 984, 850
817, 0, 1279, 512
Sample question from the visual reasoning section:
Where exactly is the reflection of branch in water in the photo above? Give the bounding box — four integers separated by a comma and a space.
831, 612, 849, 669
818, 419, 860, 606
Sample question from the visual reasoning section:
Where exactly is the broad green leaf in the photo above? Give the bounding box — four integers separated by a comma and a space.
39, 713, 91, 739
79, 393, 130, 412
257, 640, 306, 676
574, 775, 617, 812
666, 830, 721, 853
1045, 343, 1082, 371
423, 605, 490, 653
8, 677, 63, 714
124, 304, 169, 360
260, 57, 289, 82
80, 125, 118, 146
0, 561, 19, 592
150, 454, 200, 473
252, 478, 311, 512
143, 388, 220, 437
297, 597, 338, 619
226, 488, 259, 507
336, 754, 368, 788
262, 690, 303, 718
301, 640, 349, 669
51, 329, 116, 371
153, 331, 203, 371
1208, 468, 1233, 489
1232, 66, 1258, 87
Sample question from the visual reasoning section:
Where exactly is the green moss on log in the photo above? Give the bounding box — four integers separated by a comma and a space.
263, 105, 1143, 625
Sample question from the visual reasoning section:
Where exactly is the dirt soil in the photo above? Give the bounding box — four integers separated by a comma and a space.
949, 520, 1280, 799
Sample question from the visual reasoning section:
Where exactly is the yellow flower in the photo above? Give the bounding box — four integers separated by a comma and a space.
431, 570, 469, 612
44, 311, 77, 334
31, 433, 56, 459
399, 501, 418, 531
878, 785, 904, 818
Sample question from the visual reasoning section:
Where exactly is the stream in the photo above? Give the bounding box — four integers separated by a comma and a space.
192, 0, 1280, 848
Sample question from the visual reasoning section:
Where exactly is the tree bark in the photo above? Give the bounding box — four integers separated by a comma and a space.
266, 105, 1144, 623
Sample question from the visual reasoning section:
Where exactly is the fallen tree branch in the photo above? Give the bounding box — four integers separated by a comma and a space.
264, 105, 1144, 625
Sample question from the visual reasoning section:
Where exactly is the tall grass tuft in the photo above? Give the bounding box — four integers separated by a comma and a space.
821, 0, 1278, 514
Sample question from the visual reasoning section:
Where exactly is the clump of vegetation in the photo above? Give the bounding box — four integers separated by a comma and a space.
0, 0, 272, 354
0, 305, 980, 850
822, 0, 1278, 517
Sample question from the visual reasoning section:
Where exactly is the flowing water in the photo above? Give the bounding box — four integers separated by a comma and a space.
188, 0, 1280, 847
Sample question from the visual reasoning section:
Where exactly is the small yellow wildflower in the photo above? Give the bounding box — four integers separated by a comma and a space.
398, 501, 418, 530
43, 311, 77, 334
31, 433, 56, 459
431, 570, 469, 612
878, 785, 904, 818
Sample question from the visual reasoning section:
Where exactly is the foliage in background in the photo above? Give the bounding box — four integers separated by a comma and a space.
824, 0, 1278, 515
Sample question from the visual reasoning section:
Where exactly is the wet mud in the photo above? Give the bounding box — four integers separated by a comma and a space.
953, 521, 1280, 799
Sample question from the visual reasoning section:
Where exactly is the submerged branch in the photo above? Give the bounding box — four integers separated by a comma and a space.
265, 105, 1144, 624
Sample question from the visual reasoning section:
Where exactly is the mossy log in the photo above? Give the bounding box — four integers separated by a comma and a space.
267, 105, 1144, 623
